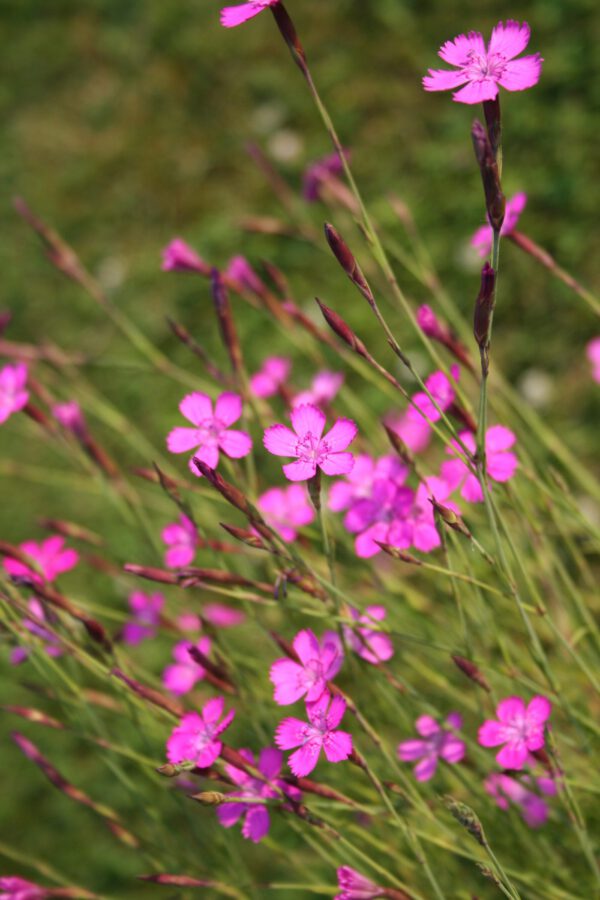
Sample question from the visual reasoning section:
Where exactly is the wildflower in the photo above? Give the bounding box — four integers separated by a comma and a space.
216, 747, 300, 842
329, 455, 407, 515
270, 628, 343, 705
250, 356, 292, 399
0, 362, 29, 424
343, 606, 394, 665
122, 592, 164, 646
9, 599, 63, 666
441, 426, 517, 502
220, 0, 278, 29
162, 637, 212, 695
485, 771, 557, 828
0, 876, 51, 899
335, 867, 384, 900
203, 604, 245, 628
478, 695, 552, 769
264, 404, 357, 481
161, 514, 198, 568
416, 305, 447, 341
51, 400, 87, 437
423, 21, 543, 104
224, 255, 264, 294
404, 476, 461, 553
303, 150, 348, 202
292, 371, 343, 409
161, 238, 207, 274
275, 691, 352, 777
166, 697, 235, 767
397, 712, 465, 781
471, 192, 528, 258
257, 484, 315, 541
167, 391, 252, 475
587, 337, 600, 384
387, 368, 459, 454
345, 476, 414, 559
3, 536, 78, 585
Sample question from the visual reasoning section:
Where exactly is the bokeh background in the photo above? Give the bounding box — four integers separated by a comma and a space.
1, 0, 599, 894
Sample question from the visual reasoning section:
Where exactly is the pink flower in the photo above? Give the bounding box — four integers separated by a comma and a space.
161, 238, 208, 274
0, 876, 50, 899
220, 0, 278, 28
485, 772, 556, 828
0, 362, 29, 424
166, 697, 235, 767
343, 476, 413, 559
441, 426, 517, 503
423, 21, 543, 105
335, 867, 384, 900
203, 604, 245, 628
257, 484, 315, 542
387, 368, 459, 455
167, 391, 252, 476
270, 629, 343, 705
329, 455, 407, 514
4, 536, 78, 585
275, 691, 352, 777
471, 192, 528, 258
161, 514, 198, 568
162, 637, 212, 695
587, 337, 600, 384
403, 476, 461, 554
122, 592, 164, 645
292, 371, 343, 409
478, 695, 552, 770
216, 747, 301, 842
225, 256, 264, 294
51, 400, 87, 436
303, 150, 349, 202
397, 712, 465, 781
250, 356, 292, 399
264, 404, 357, 482
343, 606, 394, 665
9, 599, 63, 666
416, 305, 447, 341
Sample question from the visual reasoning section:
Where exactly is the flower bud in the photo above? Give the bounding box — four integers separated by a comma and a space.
190, 791, 226, 806
315, 300, 368, 357
324, 223, 374, 305
451, 655, 491, 692
472, 120, 505, 232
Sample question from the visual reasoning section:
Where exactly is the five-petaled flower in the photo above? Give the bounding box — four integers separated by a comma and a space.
122, 592, 164, 646
167, 391, 252, 475
162, 514, 198, 569
270, 628, 343, 706
258, 484, 315, 542
275, 691, 353, 777
423, 21, 543, 105
162, 637, 212, 695
478, 695, 552, 769
220, 0, 278, 29
441, 425, 517, 503
264, 404, 357, 482
0, 362, 29, 425
397, 713, 465, 781
471, 192, 527, 258
335, 866, 385, 900
3, 536, 79, 585
166, 697, 235, 767
343, 605, 394, 665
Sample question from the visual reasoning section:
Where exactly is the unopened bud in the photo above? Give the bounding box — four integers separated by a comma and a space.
383, 425, 414, 465
316, 300, 368, 357
191, 791, 226, 806
473, 262, 496, 355
472, 120, 505, 232
193, 459, 252, 517
431, 500, 472, 538
271, 2, 308, 75
220, 523, 267, 550
324, 223, 373, 305
375, 542, 422, 565
444, 797, 486, 846
451, 655, 491, 692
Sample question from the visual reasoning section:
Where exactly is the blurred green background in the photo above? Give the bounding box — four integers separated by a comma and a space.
1, 0, 599, 895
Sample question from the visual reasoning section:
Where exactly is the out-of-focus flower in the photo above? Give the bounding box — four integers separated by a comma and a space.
166, 697, 235, 767
167, 392, 252, 476
303, 150, 349, 202
270, 629, 343, 705
162, 238, 207, 274
250, 357, 291, 399
471, 192, 527, 258
51, 401, 87, 437
161, 515, 198, 569
9, 599, 63, 666
441, 426, 517, 502
387, 368, 458, 455
122, 592, 164, 646
264, 405, 357, 482
257, 484, 315, 541
224, 256, 264, 294
220, 0, 278, 28
416, 305, 447, 341
478, 695, 551, 769
485, 771, 557, 828
329, 455, 407, 514
4, 536, 78, 585
203, 604, 245, 628
0, 876, 52, 899
275, 691, 352, 777
587, 337, 600, 383
397, 713, 465, 781
162, 637, 212, 695
0, 362, 29, 425
292, 371, 343, 409
343, 606, 394, 665
335, 866, 385, 900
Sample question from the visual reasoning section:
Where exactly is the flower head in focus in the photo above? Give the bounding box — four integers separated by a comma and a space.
166, 697, 235, 767
478, 695, 552, 769
275, 691, 352, 777
264, 404, 357, 482
397, 712, 465, 781
167, 392, 252, 476
0, 362, 29, 425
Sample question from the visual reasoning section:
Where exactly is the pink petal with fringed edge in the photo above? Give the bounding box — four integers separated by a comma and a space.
497, 696, 526, 722
438, 30, 485, 65
319, 452, 354, 476
220, 2, 267, 28
275, 717, 310, 750
283, 459, 316, 481
325, 695, 347, 730
219, 429, 252, 459
167, 427, 201, 453
453, 79, 499, 104
527, 696, 552, 723
288, 740, 322, 777
323, 418, 358, 452
488, 20, 531, 60
179, 392, 212, 425
202, 697, 225, 724
323, 730, 352, 763
423, 68, 470, 92
498, 55, 543, 91
193, 442, 219, 470
263, 424, 298, 456
290, 404, 326, 440
293, 629, 320, 664
270, 659, 307, 705
215, 392, 243, 427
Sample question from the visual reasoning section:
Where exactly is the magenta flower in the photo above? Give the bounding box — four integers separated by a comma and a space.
423, 21, 543, 105
122, 591, 164, 646
478, 695, 552, 770
387, 368, 459, 455
220, 0, 278, 28
292, 371, 344, 409
441, 426, 517, 503
0, 876, 51, 899
4, 536, 78, 585
587, 337, 600, 384
485, 772, 557, 828
343, 606, 394, 665
203, 604, 245, 628
275, 691, 353, 777
162, 238, 208, 274
416, 305, 447, 342
216, 746, 301, 842
270, 628, 343, 706
258, 484, 315, 542
9, 598, 63, 666
167, 391, 252, 475
225, 256, 264, 294
335, 867, 384, 900
329, 455, 408, 515
161, 514, 198, 568
303, 150, 349, 202
166, 697, 235, 767
471, 192, 528, 258
344, 476, 413, 559
0, 362, 29, 425
250, 356, 291, 400
162, 637, 212, 695
397, 713, 465, 781
264, 404, 357, 482
403, 476, 461, 554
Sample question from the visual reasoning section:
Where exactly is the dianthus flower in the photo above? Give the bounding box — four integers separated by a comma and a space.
51, 400, 87, 437
264, 404, 357, 481
292, 371, 343, 409
387, 368, 459, 455
0, 362, 29, 425
162, 637, 212, 695
3, 536, 78, 585
166, 697, 235, 767
203, 604, 245, 628
587, 337, 600, 384
275, 691, 352, 777
161, 514, 198, 568
471, 192, 527, 258
397, 713, 465, 781
250, 356, 291, 399
9, 599, 63, 666
335, 867, 384, 900
0, 876, 51, 899
220, 0, 278, 28
216, 747, 300, 842
303, 150, 349, 202
343, 606, 394, 665
485, 771, 557, 828
270, 628, 343, 705
423, 21, 543, 104
329, 455, 407, 515
402, 476, 460, 553
161, 238, 207, 274
224, 255, 264, 294
416, 305, 448, 342
167, 391, 252, 475
478, 695, 552, 769
122, 592, 164, 646
257, 484, 315, 542
441, 426, 517, 502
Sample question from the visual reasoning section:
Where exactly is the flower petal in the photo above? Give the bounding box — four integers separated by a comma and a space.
263, 424, 298, 457
219, 429, 253, 459
220, 2, 267, 28
527, 696, 552, 724
258, 747, 282, 780
488, 20, 531, 60
323, 730, 352, 763
498, 55, 543, 91
323, 418, 358, 452
423, 67, 470, 92
193, 442, 220, 470
283, 459, 317, 481
414, 754, 439, 781
288, 739, 322, 777
326, 695, 347, 730
290, 404, 326, 440
215, 392, 243, 427
202, 696, 225, 724
242, 805, 270, 842
478, 720, 507, 747
397, 739, 427, 762
270, 659, 307, 705
438, 30, 485, 65
497, 696, 526, 723
179, 393, 212, 425
167, 427, 200, 454
293, 629, 320, 665
319, 452, 354, 476
453, 79, 499, 104
275, 717, 310, 751
486, 425, 517, 452
496, 743, 528, 770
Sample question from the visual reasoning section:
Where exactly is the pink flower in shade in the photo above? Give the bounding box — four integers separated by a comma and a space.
387, 367, 459, 455
161, 514, 198, 568
122, 592, 164, 646
343, 606, 394, 665
166, 697, 235, 767
220, 0, 278, 28
161, 238, 207, 274
587, 337, 600, 384
484, 772, 557, 828
275, 691, 352, 777
0, 362, 29, 424
250, 356, 292, 399
162, 637, 212, 695
0, 877, 50, 899
3, 536, 78, 585
257, 484, 315, 542
9, 599, 63, 666
397, 713, 465, 781
471, 192, 528, 258
216, 747, 301, 842
423, 21, 543, 105
441, 426, 518, 503
167, 391, 252, 476
478, 696, 552, 770
203, 604, 245, 628
270, 629, 343, 706
329, 455, 408, 515
264, 405, 357, 482
292, 371, 344, 409
335, 867, 384, 900
303, 150, 349, 203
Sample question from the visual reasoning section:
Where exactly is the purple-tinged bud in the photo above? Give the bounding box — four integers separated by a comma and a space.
270, 2, 308, 76
190, 791, 226, 806
383, 424, 414, 465
430, 500, 472, 539
471, 120, 505, 232
220, 523, 268, 551
375, 543, 422, 565
161, 238, 209, 275
324, 223, 374, 305
451, 655, 491, 692
473, 262, 496, 375
416, 304, 446, 341
315, 300, 368, 357
211, 268, 244, 377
